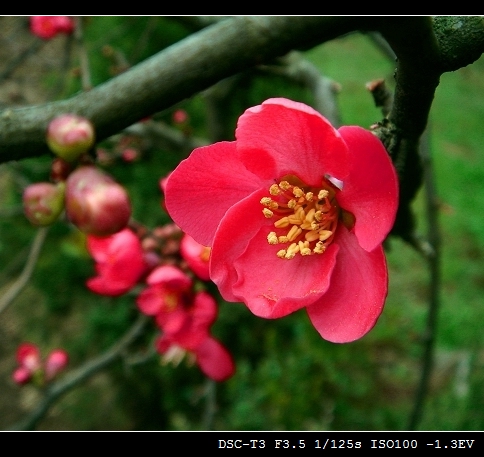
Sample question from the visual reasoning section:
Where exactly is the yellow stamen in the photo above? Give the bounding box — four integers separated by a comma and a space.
274, 217, 290, 228
319, 230, 333, 241
287, 225, 302, 242
261, 175, 344, 259
262, 208, 273, 218
279, 181, 290, 191
269, 184, 280, 195
285, 243, 300, 259
267, 232, 278, 244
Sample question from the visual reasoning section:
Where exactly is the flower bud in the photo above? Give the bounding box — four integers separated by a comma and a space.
45, 349, 69, 381
47, 114, 95, 162
65, 165, 131, 236
23, 182, 65, 226
50, 157, 73, 182
12, 366, 32, 385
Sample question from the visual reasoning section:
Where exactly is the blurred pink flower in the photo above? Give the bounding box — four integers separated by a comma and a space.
156, 334, 235, 382
16, 342, 42, 369
87, 228, 147, 296
165, 98, 399, 343
137, 265, 193, 333
30, 16, 74, 40
45, 349, 69, 381
137, 265, 235, 381
12, 343, 69, 385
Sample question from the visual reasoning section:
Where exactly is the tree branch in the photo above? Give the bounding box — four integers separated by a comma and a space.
0, 16, 364, 164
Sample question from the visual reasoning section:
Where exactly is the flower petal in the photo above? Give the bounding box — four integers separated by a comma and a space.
337, 126, 399, 252
195, 336, 235, 382
210, 188, 339, 317
306, 226, 388, 343
164, 141, 263, 246
236, 98, 349, 185
146, 265, 192, 289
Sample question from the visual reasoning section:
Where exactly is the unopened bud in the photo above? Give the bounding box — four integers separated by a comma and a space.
65, 165, 131, 236
23, 182, 65, 226
45, 349, 69, 381
47, 114, 95, 162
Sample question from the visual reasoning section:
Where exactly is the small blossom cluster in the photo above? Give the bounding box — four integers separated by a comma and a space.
86, 222, 235, 382
12, 343, 68, 386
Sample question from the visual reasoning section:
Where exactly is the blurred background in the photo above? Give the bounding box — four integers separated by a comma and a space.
0, 16, 483, 431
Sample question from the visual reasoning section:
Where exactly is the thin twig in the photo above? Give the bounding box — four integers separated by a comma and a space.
73, 16, 92, 91
407, 127, 442, 431
0, 39, 45, 83
0, 226, 49, 316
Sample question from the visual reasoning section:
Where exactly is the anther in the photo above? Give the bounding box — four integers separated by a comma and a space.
267, 232, 278, 244
274, 217, 290, 228
262, 208, 273, 218
269, 184, 280, 195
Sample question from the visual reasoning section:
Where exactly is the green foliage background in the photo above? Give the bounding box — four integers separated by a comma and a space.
0, 17, 483, 431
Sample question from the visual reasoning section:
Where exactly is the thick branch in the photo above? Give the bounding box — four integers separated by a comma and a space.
0, 16, 362, 164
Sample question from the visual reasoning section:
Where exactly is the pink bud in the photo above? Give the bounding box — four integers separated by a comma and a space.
45, 349, 69, 381
121, 148, 139, 162
47, 114, 95, 162
23, 182, 65, 226
65, 165, 131, 236
50, 157, 73, 183
172, 109, 188, 124
12, 366, 32, 385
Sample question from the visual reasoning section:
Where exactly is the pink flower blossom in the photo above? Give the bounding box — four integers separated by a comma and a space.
12, 343, 69, 385
137, 265, 193, 332
16, 343, 42, 373
165, 98, 399, 343
138, 265, 235, 381
87, 228, 147, 296
180, 234, 211, 281
156, 334, 235, 382
30, 16, 74, 40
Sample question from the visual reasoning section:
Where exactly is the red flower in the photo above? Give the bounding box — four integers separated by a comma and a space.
30, 16, 74, 40
87, 228, 147, 296
13, 343, 42, 384
137, 265, 194, 333
156, 334, 235, 382
165, 98, 398, 343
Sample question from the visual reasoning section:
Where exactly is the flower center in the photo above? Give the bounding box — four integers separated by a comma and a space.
260, 175, 341, 259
